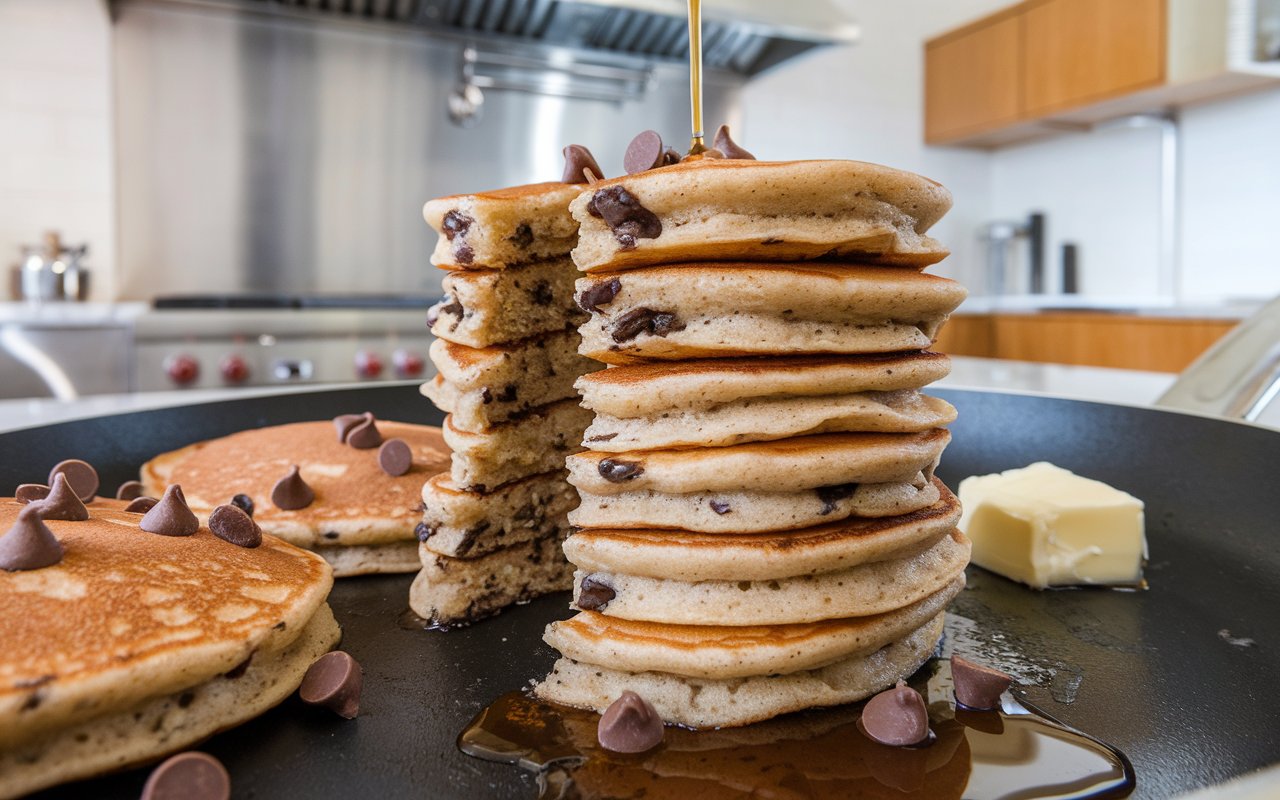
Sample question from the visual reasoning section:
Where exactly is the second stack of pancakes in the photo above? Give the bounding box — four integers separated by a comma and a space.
536, 139, 972, 728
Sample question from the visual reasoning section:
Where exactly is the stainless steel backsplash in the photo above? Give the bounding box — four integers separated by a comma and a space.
112, 2, 743, 300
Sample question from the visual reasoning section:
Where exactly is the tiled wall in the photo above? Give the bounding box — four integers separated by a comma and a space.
0, 0, 114, 301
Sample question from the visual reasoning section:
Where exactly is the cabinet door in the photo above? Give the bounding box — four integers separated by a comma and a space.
1023, 0, 1165, 116
925, 14, 1022, 143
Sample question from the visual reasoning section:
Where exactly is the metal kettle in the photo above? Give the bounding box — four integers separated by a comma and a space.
8, 231, 91, 302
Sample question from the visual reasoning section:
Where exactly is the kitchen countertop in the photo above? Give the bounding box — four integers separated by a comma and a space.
956, 295, 1263, 319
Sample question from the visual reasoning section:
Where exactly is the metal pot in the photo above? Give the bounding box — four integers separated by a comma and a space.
7, 231, 91, 302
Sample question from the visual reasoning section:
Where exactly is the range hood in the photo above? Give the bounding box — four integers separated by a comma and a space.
133, 0, 859, 76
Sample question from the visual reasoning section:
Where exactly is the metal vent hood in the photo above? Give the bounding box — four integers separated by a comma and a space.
135, 0, 860, 76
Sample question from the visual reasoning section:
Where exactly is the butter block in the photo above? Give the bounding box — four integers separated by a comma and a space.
957, 462, 1146, 589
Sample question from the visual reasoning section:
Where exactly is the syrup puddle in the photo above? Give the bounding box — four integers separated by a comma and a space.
458, 659, 1135, 799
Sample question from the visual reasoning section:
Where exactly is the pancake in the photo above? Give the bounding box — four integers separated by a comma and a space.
563, 480, 960, 580
574, 263, 967, 364
424, 181, 580, 269
423, 331, 598, 432
570, 530, 970, 626
141, 420, 449, 576
536, 613, 945, 729
409, 532, 573, 626
443, 399, 592, 492
0, 501, 337, 797
430, 256, 587, 348
545, 577, 961, 680
419, 470, 578, 559
568, 159, 952, 273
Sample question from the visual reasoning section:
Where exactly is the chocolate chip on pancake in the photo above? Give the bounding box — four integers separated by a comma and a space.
378, 438, 413, 477
597, 691, 664, 753
441, 209, 472, 241
15, 483, 49, 504
209, 504, 263, 549
124, 496, 159, 514
0, 504, 64, 571
713, 124, 755, 160
624, 130, 665, 175
231, 493, 255, 518
38, 473, 90, 521
610, 308, 684, 342
576, 278, 622, 314
661, 146, 680, 166
859, 682, 930, 747
816, 483, 860, 515
562, 144, 604, 184
709, 500, 732, 515
586, 186, 662, 249
951, 656, 1012, 710
115, 480, 145, 501
333, 414, 364, 444
598, 458, 643, 483
299, 651, 362, 719
140, 752, 230, 800
346, 412, 383, 450
48, 459, 98, 502
141, 485, 200, 537
271, 466, 315, 511
577, 574, 616, 611
414, 521, 433, 542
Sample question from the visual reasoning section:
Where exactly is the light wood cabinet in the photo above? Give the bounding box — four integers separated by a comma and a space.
924, 12, 1022, 142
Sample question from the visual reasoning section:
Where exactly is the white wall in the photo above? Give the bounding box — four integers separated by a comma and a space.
0, 0, 115, 301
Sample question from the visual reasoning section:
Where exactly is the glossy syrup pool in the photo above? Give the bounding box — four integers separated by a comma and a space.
457, 659, 1135, 799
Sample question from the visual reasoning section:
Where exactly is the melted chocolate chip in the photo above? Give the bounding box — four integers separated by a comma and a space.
441, 210, 473, 241
299, 651, 362, 719
480, 387, 494, 405
577, 574, 616, 611
140, 485, 200, 536
209, 504, 262, 548
816, 483, 859, 515
576, 278, 622, 314
661, 146, 680, 166
140, 752, 230, 800
223, 653, 254, 679
414, 522, 433, 542
497, 384, 518, 403
15, 484, 49, 504
597, 691, 664, 753
598, 458, 643, 483
562, 144, 604, 184
510, 223, 534, 248
271, 466, 315, 511
346, 412, 383, 449
124, 496, 159, 514
48, 459, 98, 502
0, 504, 63, 571
115, 480, 145, 501
859, 682, 930, 747
951, 656, 1013, 710
624, 130, 665, 174
333, 413, 364, 444
455, 243, 475, 265
713, 124, 755, 160
38, 473, 89, 521
587, 186, 662, 249
230, 493, 254, 518
378, 438, 413, 477
610, 308, 684, 343
531, 279, 554, 306
709, 500, 732, 515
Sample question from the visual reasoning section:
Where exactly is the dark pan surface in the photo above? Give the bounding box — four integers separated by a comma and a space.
4, 385, 1278, 800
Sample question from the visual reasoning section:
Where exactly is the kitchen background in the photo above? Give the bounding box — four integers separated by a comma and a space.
2, 0, 1279, 412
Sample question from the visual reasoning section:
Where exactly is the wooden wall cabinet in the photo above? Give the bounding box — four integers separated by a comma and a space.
924, 12, 1022, 142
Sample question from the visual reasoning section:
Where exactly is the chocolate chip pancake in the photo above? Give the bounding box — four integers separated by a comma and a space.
443, 399, 593, 492
141, 419, 449, 576
569, 159, 952, 273
430, 256, 587, 348
424, 181, 581, 269
0, 500, 337, 798
574, 263, 967, 364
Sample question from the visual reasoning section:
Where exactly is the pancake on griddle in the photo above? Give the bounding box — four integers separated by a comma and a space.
0, 499, 337, 798
141, 419, 449, 577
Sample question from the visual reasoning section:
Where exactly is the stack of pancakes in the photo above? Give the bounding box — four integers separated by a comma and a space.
414, 181, 600, 624
536, 157, 971, 728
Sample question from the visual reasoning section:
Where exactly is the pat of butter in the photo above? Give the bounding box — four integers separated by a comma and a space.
957, 462, 1146, 589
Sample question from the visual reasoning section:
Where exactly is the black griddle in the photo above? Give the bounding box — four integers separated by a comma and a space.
4, 385, 1278, 800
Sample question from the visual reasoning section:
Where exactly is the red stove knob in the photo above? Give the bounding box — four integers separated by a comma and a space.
393, 349, 425, 378
164, 354, 200, 386
354, 350, 383, 379
220, 354, 250, 384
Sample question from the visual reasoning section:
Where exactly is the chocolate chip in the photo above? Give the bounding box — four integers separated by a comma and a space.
15, 484, 49, 504
115, 480, 145, 501
951, 656, 1013, 710
859, 682, 930, 746
37, 473, 89, 521
140, 751, 230, 800
586, 432, 618, 443
124, 496, 159, 514
713, 124, 755, 159
441, 210, 472, 241
709, 500, 732, 515
208, 504, 262, 548
610, 308, 684, 343
497, 384, 518, 403
0, 504, 63, 571
576, 278, 622, 313
597, 691, 664, 753
378, 438, 413, 477
510, 223, 533, 248
299, 651, 362, 719
271, 466, 315, 511
480, 387, 494, 405
230, 493, 254, 518
346, 412, 382, 449
598, 458, 643, 483
47, 459, 98, 502
455, 243, 474, 265
816, 483, 859, 515
530, 279, 554, 306
661, 146, 680, 166
223, 653, 253, 679
414, 521, 433, 542
140, 485, 200, 537
624, 129, 665, 174
562, 144, 604, 184
333, 413, 364, 443
577, 574, 616, 611
587, 186, 662, 249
